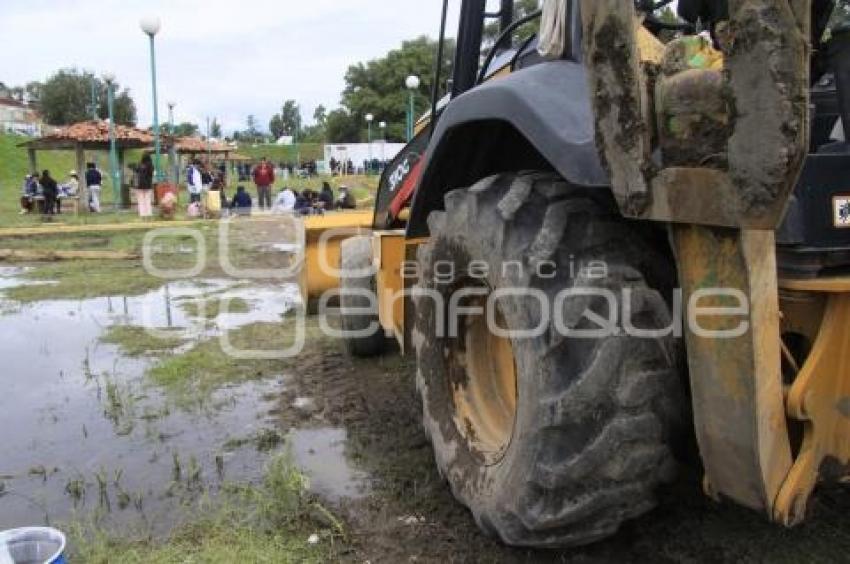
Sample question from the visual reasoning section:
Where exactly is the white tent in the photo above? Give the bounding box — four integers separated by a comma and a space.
324, 142, 406, 172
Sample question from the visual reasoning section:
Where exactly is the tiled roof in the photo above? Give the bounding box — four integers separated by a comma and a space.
19, 120, 156, 150
172, 136, 231, 154
49, 120, 155, 143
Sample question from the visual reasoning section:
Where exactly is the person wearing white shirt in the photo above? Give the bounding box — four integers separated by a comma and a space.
273, 187, 296, 213
187, 161, 204, 204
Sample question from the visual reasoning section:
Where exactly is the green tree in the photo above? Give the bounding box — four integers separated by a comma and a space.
172, 122, 199, 137
482, 0, 540, 48
269, 114, 284, 139
325, 109, 361, 143
313, 104, 327, 125
39, 69, 136, 126
280, 100, 301, 136
336, 35, 454, 142
243, 115, 262, 143
210, 118, 222, 138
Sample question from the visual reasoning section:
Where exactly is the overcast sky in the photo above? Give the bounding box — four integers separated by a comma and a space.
0, 0, 464, 134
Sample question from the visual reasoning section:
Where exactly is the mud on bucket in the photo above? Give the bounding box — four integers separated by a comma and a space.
0, 528, 66, 564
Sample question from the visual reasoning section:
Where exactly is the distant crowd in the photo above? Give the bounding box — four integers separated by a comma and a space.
18, 155, 361, 220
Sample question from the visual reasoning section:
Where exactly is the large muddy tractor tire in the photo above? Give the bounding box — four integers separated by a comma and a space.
340, 236, 386, 358
413, 172, 684, 548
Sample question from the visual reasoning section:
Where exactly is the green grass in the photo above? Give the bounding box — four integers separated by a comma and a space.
5, 259, 163, 302
2, 230, 209, 302
0, 133, 149, 227
101, 325, 188, 357
146, 322, 310, 406
68, 453, 342, 563
238, 143, 324, 164
181, 296, 252, 319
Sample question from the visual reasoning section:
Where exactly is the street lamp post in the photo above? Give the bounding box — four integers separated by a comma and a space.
103, 73, 120, 209
379, 121, 387, 165
206, 116, 212, 164
167, 101, 177, 185
405, 75, 420, 142
140, 16, 163, 182
365, 113, 374, 174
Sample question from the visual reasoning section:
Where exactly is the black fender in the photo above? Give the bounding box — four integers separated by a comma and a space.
408, 60, 609, 238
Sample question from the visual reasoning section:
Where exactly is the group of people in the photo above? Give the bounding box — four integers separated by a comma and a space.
19, 162, 108, 216
328, 157, 388, 176
270, 182, 357, 215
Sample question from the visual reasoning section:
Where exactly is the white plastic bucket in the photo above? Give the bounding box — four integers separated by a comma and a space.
0, 528, 66, 564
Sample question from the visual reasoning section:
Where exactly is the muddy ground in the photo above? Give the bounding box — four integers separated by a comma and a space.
282, 330, 850, 563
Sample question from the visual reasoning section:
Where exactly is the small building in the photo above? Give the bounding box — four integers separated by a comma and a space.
0, 97, 44, 136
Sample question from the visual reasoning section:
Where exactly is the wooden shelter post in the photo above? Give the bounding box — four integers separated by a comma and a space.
27, 148, 37, 174
118, 149, 129, 208
75, 144, 89, 215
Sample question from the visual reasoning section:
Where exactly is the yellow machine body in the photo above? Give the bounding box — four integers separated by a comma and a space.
298, 0, 849, 530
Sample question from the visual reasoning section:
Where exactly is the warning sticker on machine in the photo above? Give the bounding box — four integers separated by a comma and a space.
834, 195, 850, 228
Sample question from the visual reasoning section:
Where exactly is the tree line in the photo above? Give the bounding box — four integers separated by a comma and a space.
3, 0, 552, 143
2, 69, 137, 126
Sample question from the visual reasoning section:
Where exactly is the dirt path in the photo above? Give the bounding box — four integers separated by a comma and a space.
276, 328, 850, 563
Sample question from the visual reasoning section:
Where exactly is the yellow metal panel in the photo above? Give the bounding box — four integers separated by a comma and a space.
774, 289, 850, 525
299, 211, 374, 308
673, 225, 793, 514
780, 276, 850, 293
375, 231, 407, 344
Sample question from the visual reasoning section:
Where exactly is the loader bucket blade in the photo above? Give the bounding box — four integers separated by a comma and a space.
297, 211, 374, 313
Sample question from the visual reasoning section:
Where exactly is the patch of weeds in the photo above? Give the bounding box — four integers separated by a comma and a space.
181, 297, 252, 319
101, 326, 187, 357
100, 376, 136, 436
65, 476, 87, 506
67, 453, 343, 563
5, 260, 163, 303
222, 428, 283, 453
146, 322, 304, 407
255, 429, 283, 452
186, 455, 202, 490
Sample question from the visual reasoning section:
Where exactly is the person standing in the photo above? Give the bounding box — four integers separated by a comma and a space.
40, 170, 58, 217
252, 157, 275, 210
187, 160, 204, 204
85, 162, 103, 213
136, 155, 155, 218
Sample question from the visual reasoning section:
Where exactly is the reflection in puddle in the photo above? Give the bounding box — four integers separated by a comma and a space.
290, 428, 370, 501
0, 271, 309, 533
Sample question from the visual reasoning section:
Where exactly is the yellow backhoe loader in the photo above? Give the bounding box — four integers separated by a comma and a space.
299, 0, 850, 547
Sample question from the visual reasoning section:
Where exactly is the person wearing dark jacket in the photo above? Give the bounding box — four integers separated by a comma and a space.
231, 186, 253, 215
40, 170, 58, 216
85, 163, 103, 212
136, 155, 155, 218
318, 182, 334, 210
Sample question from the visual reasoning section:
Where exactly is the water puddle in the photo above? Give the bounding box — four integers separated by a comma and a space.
290, 428, 370, 501
0, 268, 363, 534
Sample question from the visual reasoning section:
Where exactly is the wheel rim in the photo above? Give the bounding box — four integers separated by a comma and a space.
449, 292, 518, 465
